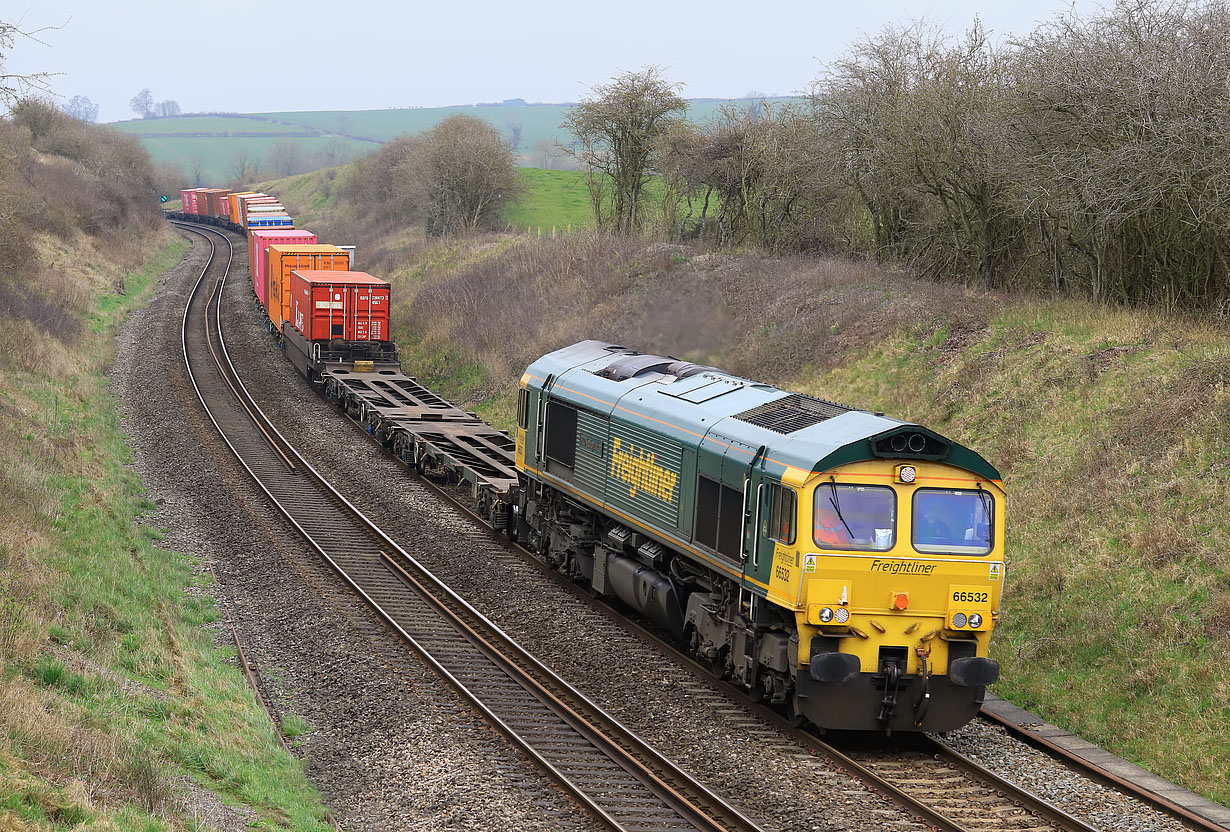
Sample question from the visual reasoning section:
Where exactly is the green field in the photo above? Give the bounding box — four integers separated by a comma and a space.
110, 98, 796, 184
504, 168, 593, 232
109, 115, 318, 136
138, 135, 373, 183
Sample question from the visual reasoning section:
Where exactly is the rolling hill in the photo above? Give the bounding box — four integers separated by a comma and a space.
109, 98, 795, 183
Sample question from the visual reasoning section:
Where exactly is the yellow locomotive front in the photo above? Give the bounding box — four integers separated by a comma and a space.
772, 458, 1004, 733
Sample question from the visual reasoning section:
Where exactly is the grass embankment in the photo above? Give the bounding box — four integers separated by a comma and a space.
333, 233, 1229, 805
0, 233, 332, 830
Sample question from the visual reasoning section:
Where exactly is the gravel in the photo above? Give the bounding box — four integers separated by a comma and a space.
939, 719, 1189, 832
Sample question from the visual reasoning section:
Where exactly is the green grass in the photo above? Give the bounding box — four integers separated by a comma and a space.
807, 303, 1230, 804
0, 234, 334, 830
504, 168, 593, 232
501, 168, 689, 234
280, 714, 311, 739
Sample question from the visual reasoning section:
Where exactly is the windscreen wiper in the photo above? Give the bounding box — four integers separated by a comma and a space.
828, 480, 855, 538
976, 484, 992, 523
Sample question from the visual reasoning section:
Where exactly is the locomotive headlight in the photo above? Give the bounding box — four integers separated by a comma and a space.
968, 613, 983, 629
834, 607, 850, 623
952, 612, 968, 628
895, 464, 917, 484
818, 607, 834, 623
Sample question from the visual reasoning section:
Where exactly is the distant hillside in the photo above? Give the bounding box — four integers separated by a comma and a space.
109, 98, 797, 183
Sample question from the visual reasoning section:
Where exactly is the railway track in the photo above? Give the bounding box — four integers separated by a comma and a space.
172, 220, 768, 832
173, 219, 1220, 832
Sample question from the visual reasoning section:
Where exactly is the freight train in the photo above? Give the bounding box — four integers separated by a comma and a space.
169, 187, 1005, 734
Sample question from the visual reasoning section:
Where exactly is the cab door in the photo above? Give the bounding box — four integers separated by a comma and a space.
740, 446, 773, 591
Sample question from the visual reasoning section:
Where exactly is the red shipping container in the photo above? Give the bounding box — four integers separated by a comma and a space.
181, 188, 207, 214
248, 229, 318, 303
289, 270, 390, 342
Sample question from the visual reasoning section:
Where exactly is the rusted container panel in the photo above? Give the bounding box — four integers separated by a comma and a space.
196, 189, 221, 217
289, 270, 390, 342
205, 189, 232, 217
266, 244, 346, 329
248, 230, 318, 304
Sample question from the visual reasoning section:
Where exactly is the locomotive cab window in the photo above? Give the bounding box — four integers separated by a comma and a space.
762, 483, 797, 544
912, 488, 993, 555
517, 388, 530, 430
814, 484, 895, 551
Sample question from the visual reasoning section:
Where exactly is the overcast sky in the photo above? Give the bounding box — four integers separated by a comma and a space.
5, 1, 1104, 123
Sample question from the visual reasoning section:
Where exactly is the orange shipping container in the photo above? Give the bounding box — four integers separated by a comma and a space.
265, 244, 346, 325
248, 230, 317, 303
228, 191, 258, 222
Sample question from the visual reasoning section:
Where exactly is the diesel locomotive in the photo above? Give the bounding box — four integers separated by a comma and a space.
513, 341, 1004, 733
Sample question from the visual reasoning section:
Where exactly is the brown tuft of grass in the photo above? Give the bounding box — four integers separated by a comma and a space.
1203, 591, 1230, 638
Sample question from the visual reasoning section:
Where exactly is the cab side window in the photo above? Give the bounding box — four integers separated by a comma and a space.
763, 483, 796, 544
517, 388, 530, 430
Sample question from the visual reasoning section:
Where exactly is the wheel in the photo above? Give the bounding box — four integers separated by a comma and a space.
784, 692, 807, 728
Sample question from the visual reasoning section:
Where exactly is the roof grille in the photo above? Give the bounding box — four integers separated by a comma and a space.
732, 393, 852, 434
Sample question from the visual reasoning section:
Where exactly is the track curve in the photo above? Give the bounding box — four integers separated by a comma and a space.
172, 220, 768, 832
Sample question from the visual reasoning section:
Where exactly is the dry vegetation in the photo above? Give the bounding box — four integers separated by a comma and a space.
0, 98, 331, 829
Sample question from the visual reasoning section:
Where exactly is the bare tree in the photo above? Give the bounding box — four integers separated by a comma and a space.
659, 101, 831, 247
1009, 0, 1230, 306
0, 20, 59, 107
531, 138, 562, 170
229, 147, 254, 183
562, 66, 689, 233
319, 137, 350, 167
506, 120, 523, 149
266, 138, 304, 177
153, 99, 180, 118
394, 114, 523, 234
130, 88, 153, 119
188, 152, 205, 187
64, 94, 98, 122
